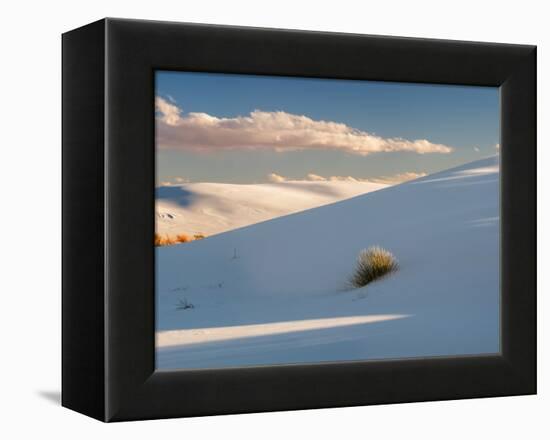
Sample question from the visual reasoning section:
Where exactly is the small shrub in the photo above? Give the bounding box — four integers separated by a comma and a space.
154, 233, 163, 246
155, 233, 176, 246
155, 232, 207, 246
176, 298, 195, 310
349, 246, 398, 288
175, 233, 191, 243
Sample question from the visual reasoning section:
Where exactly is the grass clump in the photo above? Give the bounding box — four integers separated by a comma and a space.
155, 233, 176, 246
175, 233, 191, 243
349, 246, 398, 288
176, 298, 195, 310
155, 232, 207, 247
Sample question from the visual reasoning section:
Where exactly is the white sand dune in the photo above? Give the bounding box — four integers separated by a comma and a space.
156, 157, 500, 370
156, 180, 387, 237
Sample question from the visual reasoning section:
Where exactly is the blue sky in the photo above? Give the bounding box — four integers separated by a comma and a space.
155, 71, 499, 184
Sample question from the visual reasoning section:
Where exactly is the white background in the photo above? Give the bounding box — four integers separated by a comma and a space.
0, 0, 546, 437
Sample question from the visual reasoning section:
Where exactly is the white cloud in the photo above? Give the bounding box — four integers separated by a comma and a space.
306, 173, 327, 181
371, 172, 427, 184
266, 171, 426, 185
267, 173, 287, 183
155, 96, 181, 125
156, 97, 454, 156
325, 172, 427, 184
157, 176, 190, 187
328, 176, 361, 182
474, 147, 480, 152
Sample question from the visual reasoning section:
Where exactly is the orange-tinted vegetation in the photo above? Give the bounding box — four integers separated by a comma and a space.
155, 232, 206, 247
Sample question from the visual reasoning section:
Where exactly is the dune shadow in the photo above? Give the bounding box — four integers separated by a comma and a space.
156, 318, 408, 370
155, 313, 498, 370
156, 186, 195, 207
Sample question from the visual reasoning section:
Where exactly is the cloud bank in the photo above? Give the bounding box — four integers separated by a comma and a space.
267, 173, 287, 183
268, 171, 427, 185
156, 97, 454, 156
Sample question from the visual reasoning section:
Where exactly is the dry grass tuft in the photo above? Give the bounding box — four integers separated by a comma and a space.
176, 298, 195, 310
155, 232, 207, 247
349, 246, 398, 288
155, 233, 176, 246
175, 233, 192, 243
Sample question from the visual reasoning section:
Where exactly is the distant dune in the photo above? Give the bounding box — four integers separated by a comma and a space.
156, 180, 388, 237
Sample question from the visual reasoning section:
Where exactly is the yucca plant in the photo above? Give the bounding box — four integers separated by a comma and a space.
349, 246, 398, 288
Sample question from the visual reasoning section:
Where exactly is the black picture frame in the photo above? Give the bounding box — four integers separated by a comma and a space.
62, 18, 536, 422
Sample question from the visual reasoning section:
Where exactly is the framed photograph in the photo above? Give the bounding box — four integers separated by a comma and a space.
62, 18, 536, 422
